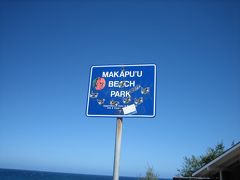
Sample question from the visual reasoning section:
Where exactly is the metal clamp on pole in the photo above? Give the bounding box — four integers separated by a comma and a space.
113, 117, 123, 180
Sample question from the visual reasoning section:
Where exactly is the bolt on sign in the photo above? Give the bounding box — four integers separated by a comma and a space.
86, 64, 156, 117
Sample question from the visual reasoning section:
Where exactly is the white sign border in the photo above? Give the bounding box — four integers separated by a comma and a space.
86, 64, 157, 118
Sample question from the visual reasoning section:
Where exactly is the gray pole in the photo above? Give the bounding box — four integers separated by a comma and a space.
220, 170, 223, 180
113, 117, 123, 180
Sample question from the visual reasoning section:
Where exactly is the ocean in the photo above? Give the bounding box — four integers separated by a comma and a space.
0, 169, 172, 180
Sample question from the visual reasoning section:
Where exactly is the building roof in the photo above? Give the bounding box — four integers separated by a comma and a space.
192, 142, 240, 177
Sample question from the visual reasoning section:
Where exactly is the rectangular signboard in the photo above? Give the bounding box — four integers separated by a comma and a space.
86, 64, 156, 117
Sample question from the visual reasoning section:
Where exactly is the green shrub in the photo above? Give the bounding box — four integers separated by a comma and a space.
139, 166, 159, 180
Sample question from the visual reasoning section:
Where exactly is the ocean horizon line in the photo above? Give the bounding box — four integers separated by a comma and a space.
0, 168, 172, 180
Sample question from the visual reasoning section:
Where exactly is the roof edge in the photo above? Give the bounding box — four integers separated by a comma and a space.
193, 142, 240, 177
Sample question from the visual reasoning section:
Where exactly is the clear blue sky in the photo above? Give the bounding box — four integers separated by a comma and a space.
0, 0, 240, 178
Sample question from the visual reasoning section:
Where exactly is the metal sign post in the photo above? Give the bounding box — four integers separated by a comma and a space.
113, 117, 123, 180
86, 64, 157, 180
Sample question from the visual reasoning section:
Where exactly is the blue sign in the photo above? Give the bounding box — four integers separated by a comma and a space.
86, 64, 156, 117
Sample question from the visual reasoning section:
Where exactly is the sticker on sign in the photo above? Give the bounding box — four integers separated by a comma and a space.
86, 64, 156, 117
122, 104, 137, 115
